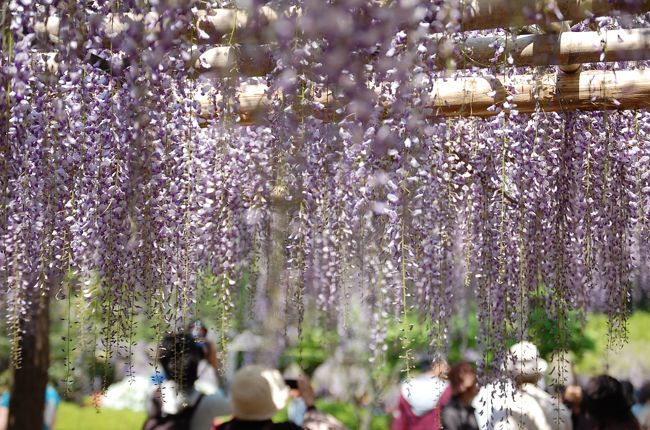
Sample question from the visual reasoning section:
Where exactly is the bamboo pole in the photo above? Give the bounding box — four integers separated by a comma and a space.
459, 0, 650, 31
427, 68, 650, 116
443, 28, 650, 69
36, 1, 650, 45
196, 0, 650, 43
196, 28, 650, 75
39, 27, 650, 76
194, 69, 650, 122
192, 45, 274, 76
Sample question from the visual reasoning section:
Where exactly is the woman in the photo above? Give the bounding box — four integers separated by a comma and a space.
441, 362, 479, 430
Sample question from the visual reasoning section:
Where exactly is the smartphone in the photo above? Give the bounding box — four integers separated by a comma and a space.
285, 378, 299, 389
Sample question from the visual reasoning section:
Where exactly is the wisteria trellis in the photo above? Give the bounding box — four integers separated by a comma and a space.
2, 0, 650, 376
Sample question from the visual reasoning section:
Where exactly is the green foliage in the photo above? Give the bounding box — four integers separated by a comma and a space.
280, 325, 340, 375
194, 271, 252, 343
526, 306, 595, 360
447, 309, 480, 364
273, 400, 390, 430
55, 400, 390, 430
380, 312, 433, 378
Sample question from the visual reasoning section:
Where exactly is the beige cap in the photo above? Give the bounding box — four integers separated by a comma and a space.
231, 365, 290, 421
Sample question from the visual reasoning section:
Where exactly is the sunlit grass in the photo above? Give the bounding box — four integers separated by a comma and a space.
56, 402, 146, 430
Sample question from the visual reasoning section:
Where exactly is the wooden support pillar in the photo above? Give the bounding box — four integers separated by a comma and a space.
194, 69, 650, 122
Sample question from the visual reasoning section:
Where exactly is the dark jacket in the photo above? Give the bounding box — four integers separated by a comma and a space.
441, 395, 479, 430
214, 419, 301, 430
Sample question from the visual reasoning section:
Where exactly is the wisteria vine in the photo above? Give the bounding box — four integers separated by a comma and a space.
1, 0, 650, 381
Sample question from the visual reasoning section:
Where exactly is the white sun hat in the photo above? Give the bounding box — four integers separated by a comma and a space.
231, 365, 290, 421
506, 341, 548, 378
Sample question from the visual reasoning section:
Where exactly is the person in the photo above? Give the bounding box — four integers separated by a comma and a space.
636, 381, 650, 429
284, 366, 309, 427
442, 362, 479, 430
511, 343, 572, 430
561, 384, 584, 430
189, 320, 223, 394
143, 333, 231, 430
475, 341, 572, 430
582, 375, 641, 430
0, 383, 61, 430
391, 356, 452, 430
284, 366, 348, 430
212, 365, 314, 430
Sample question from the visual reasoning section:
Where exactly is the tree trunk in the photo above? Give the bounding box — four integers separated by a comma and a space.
8, 294, 50, 430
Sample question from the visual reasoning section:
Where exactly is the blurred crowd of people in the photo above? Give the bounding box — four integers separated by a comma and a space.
390, 341, 650, 430
140, 326, 650, 430
142, 323, 348, 430
3, 322, 650, 430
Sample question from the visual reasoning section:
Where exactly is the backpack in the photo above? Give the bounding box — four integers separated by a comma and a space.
143, 389, 205, 430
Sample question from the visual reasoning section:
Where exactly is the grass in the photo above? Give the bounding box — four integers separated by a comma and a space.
56, 400, 391, 430
55, 402, 146, 430
574, 310, 650, 381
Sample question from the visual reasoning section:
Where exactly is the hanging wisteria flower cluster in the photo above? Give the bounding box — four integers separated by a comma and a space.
2, 0, 650, 375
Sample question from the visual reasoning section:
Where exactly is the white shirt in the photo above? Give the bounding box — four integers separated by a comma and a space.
474, 380, 572, 430
148, 381, 231, 430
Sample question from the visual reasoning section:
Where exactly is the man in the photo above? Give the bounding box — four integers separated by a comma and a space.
143, 333, 231, 430
391, 357, 452, 430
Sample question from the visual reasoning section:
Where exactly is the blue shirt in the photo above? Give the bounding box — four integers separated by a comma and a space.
1, 385, 61, 430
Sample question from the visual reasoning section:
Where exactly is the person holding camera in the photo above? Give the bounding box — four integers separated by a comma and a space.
189, 320, 224, 394
143, 333, 231, 430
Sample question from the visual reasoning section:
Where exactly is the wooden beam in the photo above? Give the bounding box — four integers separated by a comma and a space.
34, 12, 160, 44
40, 27, 650, 77
194, 83, 336, 124
459, 0, 650, 31
196, 1, 650, 43
194, 69, 650, 122
192, 45, 274, 76
195, 7, 283, 44
427, 69, 650, 116
36, 1, 650, 45
442, 28, 650, 69
195, 28, 650, 75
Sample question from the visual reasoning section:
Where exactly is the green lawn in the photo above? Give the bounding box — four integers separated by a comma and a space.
574, 310, 650, 380
56, 400, 390, 430
56, 402, 146, 430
